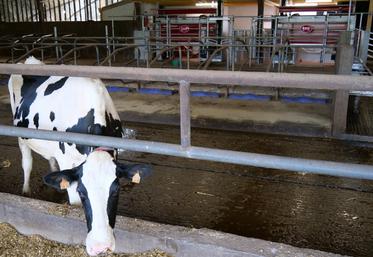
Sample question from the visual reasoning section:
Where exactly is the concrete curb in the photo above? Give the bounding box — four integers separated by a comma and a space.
0, 192, 346, 257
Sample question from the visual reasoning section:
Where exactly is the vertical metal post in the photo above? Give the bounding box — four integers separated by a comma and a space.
367, 1, 373, 32
187, 46, 190, 69
333, 31, 353, 137
112, 19, 116, 61
321, 14, 329, 63
231, 18, 235, 71
105, 25, 111, 66
54, 26, 59, 60
273, 16, 278, 49
146, 30, 150, 68
178, 46, 182, 69
166, 15, 170, 59
356, 13, 363, 57
179, 80, 191, 149
249, 18, 253, 68
347, 0, 352, 29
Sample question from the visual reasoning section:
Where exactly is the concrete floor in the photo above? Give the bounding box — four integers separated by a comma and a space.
109, 90, 332, 137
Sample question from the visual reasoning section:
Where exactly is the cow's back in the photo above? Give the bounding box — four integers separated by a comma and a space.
8, 59, 122, 169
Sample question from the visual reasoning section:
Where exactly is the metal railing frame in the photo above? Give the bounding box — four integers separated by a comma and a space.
1, 63, 373, 180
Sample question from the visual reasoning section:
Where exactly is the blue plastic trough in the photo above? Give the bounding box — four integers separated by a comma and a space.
281, 96, 328, 104
138, 88, 174, 96
191, 91, 221, 98
228, 93, 271, 101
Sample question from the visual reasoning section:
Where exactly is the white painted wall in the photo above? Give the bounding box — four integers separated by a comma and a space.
101, 2, 136, 21
222, 3, 278, 34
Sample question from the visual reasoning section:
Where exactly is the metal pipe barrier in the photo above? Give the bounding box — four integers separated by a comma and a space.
1, 63, 372, 91
0, 125, 373, 180
1, 64, 373, 180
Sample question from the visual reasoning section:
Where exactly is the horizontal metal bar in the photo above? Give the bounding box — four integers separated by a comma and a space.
0, 63, 373, 91
0, 125, 372, 180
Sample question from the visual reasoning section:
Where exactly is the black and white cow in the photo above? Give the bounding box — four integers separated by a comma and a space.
8, 56, 151, 256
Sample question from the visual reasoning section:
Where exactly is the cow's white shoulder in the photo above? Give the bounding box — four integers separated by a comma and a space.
24, 56, 44, 65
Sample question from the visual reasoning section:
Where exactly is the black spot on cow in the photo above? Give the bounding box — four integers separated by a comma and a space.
53, 127, 66, 154
64, 110, 123, 156
66, 109, 104, 155
44, 77, 68, 96
107, 178, 120, 229
50, 112, 55, 122
77, 181, 93, 232
33, 113, 39, 129
104, 112, 123, 138
14, 107, 19, 120
59, 142, 65, 154
15, 75, 49, 128
16, 118, 29, 128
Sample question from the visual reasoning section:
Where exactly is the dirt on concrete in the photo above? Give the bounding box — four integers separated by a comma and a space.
0, 223, 172, 257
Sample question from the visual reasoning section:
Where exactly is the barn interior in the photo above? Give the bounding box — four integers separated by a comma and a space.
0, 0, 373, 257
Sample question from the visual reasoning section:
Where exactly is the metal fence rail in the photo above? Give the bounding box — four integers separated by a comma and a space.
1, 125, 373, 180
1, 64, 373, 180
1, 63, 373, 90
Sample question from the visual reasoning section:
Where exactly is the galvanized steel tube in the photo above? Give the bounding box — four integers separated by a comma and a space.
1, 63, 373, 91
0, 125, 372, 180
179, 81, 191, 148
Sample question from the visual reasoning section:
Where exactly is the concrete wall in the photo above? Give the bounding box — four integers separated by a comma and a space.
101, 2, 137, 21
0, 192, 346, 257
224, 4, 257, 31
222, 3, 278, 34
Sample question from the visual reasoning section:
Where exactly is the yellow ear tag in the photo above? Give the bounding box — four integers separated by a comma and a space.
60, 178, 70, 190
131, 172, 141, 184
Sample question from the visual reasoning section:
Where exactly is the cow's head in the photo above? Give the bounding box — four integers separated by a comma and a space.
43, 151, 151, 256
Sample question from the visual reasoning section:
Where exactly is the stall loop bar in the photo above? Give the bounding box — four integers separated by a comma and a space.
1, 64, 373, 91
0, 125, 373, 180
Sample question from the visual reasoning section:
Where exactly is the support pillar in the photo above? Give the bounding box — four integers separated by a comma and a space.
257, 0, 264, 63
332, 31, 353, 136
367, 0, 373, 32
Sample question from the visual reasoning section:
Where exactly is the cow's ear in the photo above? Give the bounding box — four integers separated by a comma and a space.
115, 162, 152, 184
43, 168, 80, 191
